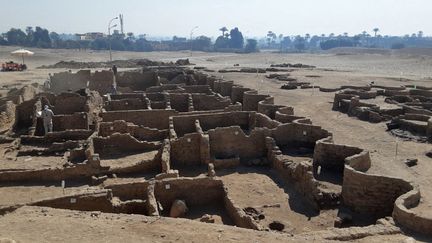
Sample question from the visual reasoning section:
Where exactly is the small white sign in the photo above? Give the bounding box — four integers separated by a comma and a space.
70, 198, 76, 204
165, 184, 170, 190
303, 131, 307, 136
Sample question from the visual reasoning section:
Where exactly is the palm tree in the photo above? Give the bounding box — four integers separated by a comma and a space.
373, 28, 379, 37
219, 27, 228, 37
418, 31, 424, 38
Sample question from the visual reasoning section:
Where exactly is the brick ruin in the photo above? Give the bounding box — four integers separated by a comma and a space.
332, 85, 432, 142
0, 66, 431, 236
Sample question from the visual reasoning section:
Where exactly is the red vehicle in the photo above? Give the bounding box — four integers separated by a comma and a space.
1, 61, 27, 71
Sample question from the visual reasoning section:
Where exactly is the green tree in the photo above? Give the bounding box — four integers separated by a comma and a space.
214, 36, 230, 49
244, 39, 258, 53
293, 35, 306, 51
219, 27, 228, 37
373, 28, 379, 37
6, 28, 27, 46
192, 36, 211, 51
229, 27, 244, 49
49, 32, 60, 48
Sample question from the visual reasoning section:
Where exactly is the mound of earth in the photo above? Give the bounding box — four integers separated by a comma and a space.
38, 58, 193, 69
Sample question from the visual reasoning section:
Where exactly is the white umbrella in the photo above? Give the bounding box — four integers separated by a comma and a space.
11, 49, 34, 64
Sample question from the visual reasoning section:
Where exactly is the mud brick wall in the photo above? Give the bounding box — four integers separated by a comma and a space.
15, 98, 41, 131
106, 98, 148, 111
224, 190, 260, 230
192, 94, 231, 111
257, 97, 285, 119
170, 133, 201, 166
243, 91, 270, 111
208, 126, 267, 161
105, 181, 150, 201
271, 122, 330, 148
182, 85, 212, 94
219, 81, 234, 97
100, 110, 178, 129
93, 134, 161, 155
117, 71, 158, 91
342, 165, 413, 217
169, 93, 189, 112
32, 191, 114, 212
87, 71, 114, 94
154, 178, 224, 210
409, 89, 432, 98
255, 113, 281, 129
52, 112, 89, 131
0, 101, 16, 132
50, 70, 90, 93
50, 93, 87, 114
172, 112, 250, 137
110, 93, 146, 100
313, 140, 364, 171
231, 86, 251, 104
393, 186, 432, 235
99, 120, 168, 141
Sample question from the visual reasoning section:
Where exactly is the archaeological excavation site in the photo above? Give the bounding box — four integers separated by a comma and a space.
0, 61, 431, 241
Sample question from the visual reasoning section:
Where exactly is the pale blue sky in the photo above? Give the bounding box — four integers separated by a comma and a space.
0, 0, 430, 38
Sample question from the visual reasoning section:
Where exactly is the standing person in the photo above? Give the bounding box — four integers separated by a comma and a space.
112, 64, 118, 76
41, 105, 54, 134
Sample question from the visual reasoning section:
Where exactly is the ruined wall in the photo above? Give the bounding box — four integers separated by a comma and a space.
93, 133, 161, 156
154, 177, 224, 209
342, 165, 413, 217
242, 90, 270, 111
182, 85, 212, 94
48, 93, 87, 115
32, 190, 114, 213
172, 112, 250, 137
52, 112, 89, 131
271, 122, 330, 148
100, 110, 178, 129
393, 187, 432, 235
208, 126, 267, 161
170, 133, 201, 166
313, 139, 366, 171
231, 86, 251, 104
87, 71, 113, 94
192, 94, 231, 111
106, 98, 148, 111
104, 181, 150, 201
50, 70, 90, 93
99, 120, 168, 141
0, 101, 16, 132
255, 113, 281, 129
219, 81, 234, 97
117, 70, 158, 91
257, 97, 285, 119
169, 93, 189, 112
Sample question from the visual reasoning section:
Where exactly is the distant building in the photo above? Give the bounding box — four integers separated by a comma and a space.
75, 32, 105, 41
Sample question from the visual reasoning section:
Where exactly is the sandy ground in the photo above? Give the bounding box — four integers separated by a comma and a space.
0, 206, 418, 243
0, 46, 432, 241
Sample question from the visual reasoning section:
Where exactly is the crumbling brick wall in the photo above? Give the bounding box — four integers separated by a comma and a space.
208, 126, 267, 161
100, 110, 178, 130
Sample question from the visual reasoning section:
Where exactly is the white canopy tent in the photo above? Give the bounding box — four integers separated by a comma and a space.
11, 49, 34, 64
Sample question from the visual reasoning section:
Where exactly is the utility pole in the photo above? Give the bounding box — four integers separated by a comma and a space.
108, 17, 118, 62
190, 26, 198, 57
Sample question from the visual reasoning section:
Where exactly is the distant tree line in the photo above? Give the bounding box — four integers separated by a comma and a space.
0, 26, 259, 53
261, 29, 432, 52
2, 26, 430, 53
